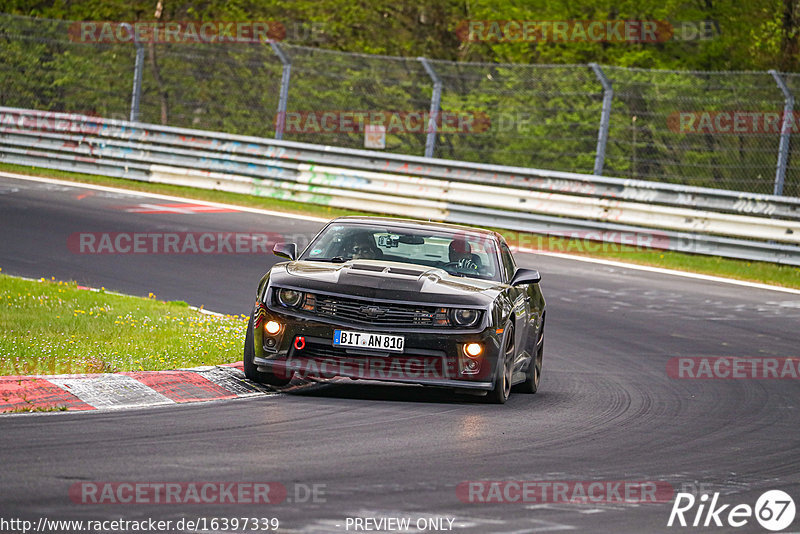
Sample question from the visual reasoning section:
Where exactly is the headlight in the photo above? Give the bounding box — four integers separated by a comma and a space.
450, 308, 480, 327
277, 288, 303, 308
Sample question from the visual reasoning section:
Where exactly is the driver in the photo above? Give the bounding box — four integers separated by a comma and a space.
448, 237, 480, 272
349, 232, 382, 260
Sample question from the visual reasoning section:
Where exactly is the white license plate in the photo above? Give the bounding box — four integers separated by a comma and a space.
333, 330, 405, 352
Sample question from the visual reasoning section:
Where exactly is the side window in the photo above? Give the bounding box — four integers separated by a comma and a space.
500, 242, 516, 282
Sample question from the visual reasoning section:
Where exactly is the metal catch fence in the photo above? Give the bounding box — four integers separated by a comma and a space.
0, 12, 798, 197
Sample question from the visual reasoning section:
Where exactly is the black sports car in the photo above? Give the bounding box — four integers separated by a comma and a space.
243, 216, 545, 403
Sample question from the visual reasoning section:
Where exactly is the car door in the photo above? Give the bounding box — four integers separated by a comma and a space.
499, 242, 533, 372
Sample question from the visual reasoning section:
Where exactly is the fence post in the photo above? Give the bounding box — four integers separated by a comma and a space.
121, 23, 144, 122
418, 57, 442, 159
769, 70, 793, 196
589, 63, 613, 176
270, 42, 292, 140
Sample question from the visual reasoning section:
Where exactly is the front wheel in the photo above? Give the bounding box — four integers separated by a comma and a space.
243, 312, 292, 387
486, 325, 514, 404
516, 338, 542, 394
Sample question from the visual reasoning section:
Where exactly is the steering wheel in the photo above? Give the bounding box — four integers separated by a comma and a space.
442, 259, 480, 272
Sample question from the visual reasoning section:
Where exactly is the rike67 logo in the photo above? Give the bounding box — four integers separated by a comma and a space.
668, 490, 795, 531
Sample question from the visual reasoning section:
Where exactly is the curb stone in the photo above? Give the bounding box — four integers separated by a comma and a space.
0, 362, 275, 413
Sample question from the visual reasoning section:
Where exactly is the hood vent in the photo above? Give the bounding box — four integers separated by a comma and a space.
350, 263, 386, 272
349, 263, 425, 277
388, 267, 424, 276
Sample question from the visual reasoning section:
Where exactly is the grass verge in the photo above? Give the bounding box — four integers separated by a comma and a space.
1, 162, 798, 289
0, 272, 247, 376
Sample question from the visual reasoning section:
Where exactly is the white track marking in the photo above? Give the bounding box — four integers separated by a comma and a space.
124, 203, 228, 214
0, 171, 327, 223
516, 249, 800, 295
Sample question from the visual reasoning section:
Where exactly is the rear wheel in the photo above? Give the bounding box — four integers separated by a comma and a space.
243, 312, 292, 387
487, 325, 514, 404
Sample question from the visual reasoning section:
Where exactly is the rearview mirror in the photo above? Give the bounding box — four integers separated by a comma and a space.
273, 242, 297, 261
510, 268, 541, 285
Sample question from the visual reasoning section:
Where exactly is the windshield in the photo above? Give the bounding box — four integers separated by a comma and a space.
299, 223, 501, 281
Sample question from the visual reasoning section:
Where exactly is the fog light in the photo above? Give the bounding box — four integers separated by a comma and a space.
465, 359, 478, 371
264, 320, 281, 335
464, 343, 483, 357
264, 337, 277, 348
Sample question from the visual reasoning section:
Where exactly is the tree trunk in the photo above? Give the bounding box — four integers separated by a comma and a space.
781, 0, 800, 72
149, 0, 169, 124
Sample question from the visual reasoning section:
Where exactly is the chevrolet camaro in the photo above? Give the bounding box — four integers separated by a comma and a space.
243, 216, 545, 403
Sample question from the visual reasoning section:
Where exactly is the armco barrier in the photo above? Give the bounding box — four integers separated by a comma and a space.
1, 107, 799, 265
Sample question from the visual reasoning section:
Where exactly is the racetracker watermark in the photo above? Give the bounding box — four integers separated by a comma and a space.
667, 357, 800, 379
67, 232, 305, 254
271, 355, 469, 381
0, 517, 281, 534
456, 20, 718, 43
0, 110, 103, 135
68, 481, 326, 505
457, 480, 675, 503
276, 111, 490, 134
668, 111, 800, 135
69, 21, 286, 43
500, 230, 672, 254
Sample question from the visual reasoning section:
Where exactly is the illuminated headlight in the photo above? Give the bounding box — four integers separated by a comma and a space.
450, 308, 480, 327
277, 288, 304, 308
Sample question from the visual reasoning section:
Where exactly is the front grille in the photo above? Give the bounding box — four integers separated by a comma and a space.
311, 294, 446, 327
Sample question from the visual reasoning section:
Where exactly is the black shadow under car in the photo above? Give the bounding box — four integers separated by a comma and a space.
243, 216, 545, 403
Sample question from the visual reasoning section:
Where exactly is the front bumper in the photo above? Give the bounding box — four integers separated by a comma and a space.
253, 307, 502, 390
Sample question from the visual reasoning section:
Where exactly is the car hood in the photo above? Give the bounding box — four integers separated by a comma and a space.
270, 260, 504, 306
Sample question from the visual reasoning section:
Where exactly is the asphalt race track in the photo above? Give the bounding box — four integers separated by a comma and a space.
1, 174, 798, 534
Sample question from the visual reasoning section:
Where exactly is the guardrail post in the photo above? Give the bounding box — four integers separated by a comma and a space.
270, 42, 292, 140
121, 23, 144, 122
418, 57, 442, 158
589, 63, 613, 176
769, 70, 793, 196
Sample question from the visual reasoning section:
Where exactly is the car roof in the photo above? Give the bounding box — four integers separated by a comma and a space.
330, 216, 501, 240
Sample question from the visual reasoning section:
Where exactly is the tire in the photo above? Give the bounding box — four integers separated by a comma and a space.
243, 312, 292, 387
516, 330, 543, 394
486, 324, 514, 404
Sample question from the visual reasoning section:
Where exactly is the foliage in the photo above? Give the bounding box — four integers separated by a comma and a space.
0, 2, 798, 194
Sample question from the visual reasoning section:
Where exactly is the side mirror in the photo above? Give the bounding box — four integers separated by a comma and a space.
510, 268, 541, 286
273, 242, 297, 261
